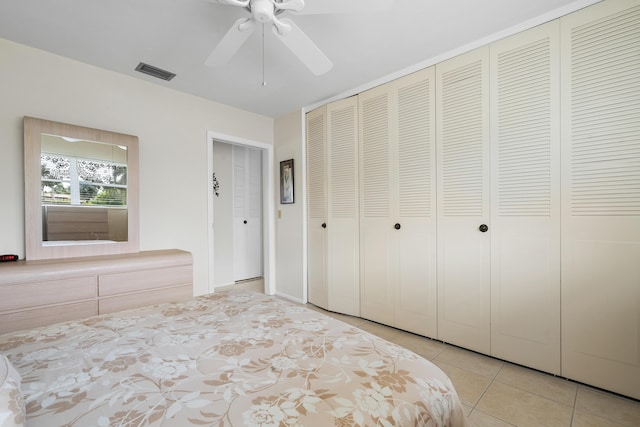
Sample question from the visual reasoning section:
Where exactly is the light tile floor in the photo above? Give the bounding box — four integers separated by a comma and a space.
313, 310, 640, 427
229, 281, 640, 427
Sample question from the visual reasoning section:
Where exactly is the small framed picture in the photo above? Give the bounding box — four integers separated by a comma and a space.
280, 159, 294, 204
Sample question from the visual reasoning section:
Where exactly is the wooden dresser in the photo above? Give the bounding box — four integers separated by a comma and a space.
0, 249, 193, 334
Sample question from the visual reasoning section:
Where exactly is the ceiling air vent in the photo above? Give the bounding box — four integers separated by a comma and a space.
135, 62, 176, 81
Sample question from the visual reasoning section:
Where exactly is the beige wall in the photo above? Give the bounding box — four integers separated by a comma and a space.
0, 38, 274, 296
273, 110, 305, 302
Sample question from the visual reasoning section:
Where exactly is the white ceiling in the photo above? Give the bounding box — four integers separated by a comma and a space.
0, 0, 597, 118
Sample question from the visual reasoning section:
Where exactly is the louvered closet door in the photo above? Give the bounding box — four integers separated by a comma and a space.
490, 21, 561, 373
359, 85, 394, 327
306, 107, 328, 309
327, 97, 360, 316
561, 0, 640, 400
436, 47, 491, 353
393, 68, 437, 337
359, 68, 437, 335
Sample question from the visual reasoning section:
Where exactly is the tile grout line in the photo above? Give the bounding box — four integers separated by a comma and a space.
493, 372, 578, 409
472, 362, 504, 411
467, 363, 521, 425
569, 384, 579, 427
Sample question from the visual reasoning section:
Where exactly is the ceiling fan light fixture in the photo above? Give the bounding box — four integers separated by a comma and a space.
134, 62, 176, 81
250, 0, 275, 23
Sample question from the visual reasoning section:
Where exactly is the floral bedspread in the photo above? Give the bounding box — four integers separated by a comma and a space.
0, 289, 467, 426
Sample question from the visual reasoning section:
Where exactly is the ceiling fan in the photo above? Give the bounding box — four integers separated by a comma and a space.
206, 0, 394, 75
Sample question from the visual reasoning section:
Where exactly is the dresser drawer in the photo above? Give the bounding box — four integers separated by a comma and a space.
0, 276, 97, 312
0, 301, 98, 334
98, 265, 192, 296
98, 284, 193, 314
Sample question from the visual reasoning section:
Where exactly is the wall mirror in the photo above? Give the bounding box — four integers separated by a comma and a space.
24, 117, 139, 260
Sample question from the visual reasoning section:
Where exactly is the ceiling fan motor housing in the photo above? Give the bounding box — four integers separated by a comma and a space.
250, 0, 275, 23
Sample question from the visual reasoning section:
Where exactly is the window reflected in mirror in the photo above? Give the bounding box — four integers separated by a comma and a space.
39, 135, 129, 243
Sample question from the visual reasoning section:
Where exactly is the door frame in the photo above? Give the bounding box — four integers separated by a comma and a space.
207, 131, 276, 295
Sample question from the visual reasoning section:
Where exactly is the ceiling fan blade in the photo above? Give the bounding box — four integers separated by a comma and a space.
273, 18, 333, 75
214, 0, 250, 7
205, 18, 257, 67
295, 0, 393, 15
274, 0, 305, 12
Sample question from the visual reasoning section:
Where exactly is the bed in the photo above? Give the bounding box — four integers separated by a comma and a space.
0, 289, 467, 426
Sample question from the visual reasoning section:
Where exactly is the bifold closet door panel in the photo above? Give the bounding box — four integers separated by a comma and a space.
560, 0, 640, 400
232, 145, 263, 281
489, 20, 561, 374
436, 46, 491, 353
233, 146, 249, 281
359, 86, 395, 327
246, 147, 263, 278
393, 68, 437, 338
327, 97, 360, 316
306, 106, 328, 309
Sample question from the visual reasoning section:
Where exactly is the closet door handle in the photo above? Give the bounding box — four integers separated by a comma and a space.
479, 224, 488, 232
321, 223, 327, 229
243, 220, 248, 224
394, 223, 401, 230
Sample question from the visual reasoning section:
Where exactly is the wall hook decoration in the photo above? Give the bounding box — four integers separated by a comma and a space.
212, 172, 220, 197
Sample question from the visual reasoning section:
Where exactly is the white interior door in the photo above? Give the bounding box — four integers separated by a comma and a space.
560, 0, 640, 400
233, 145, 263, 281
436, 46, 491, 353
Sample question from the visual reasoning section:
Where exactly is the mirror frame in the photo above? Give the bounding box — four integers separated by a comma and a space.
24, 117, 139, 260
